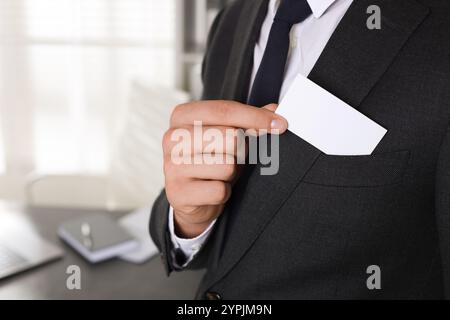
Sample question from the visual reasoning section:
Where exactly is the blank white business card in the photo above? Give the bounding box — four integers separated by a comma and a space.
276, 74, 387, 156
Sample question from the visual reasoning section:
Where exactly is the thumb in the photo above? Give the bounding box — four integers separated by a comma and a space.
262, 103, 279, 113
260, 103, 288, 134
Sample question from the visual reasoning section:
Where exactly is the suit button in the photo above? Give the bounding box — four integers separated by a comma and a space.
205, 292, 222, 300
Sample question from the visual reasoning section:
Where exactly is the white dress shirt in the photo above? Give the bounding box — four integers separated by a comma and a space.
169, 0, 354, 268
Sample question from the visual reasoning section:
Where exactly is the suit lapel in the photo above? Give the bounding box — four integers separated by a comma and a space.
203, 0, 429, 294
220, 0, 269, 102
307, 0, 430, 109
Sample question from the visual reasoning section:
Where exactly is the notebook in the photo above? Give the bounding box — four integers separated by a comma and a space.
58, 213, 138, 263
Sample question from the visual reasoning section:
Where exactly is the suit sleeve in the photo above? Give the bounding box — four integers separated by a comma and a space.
149, 10, 225, 275
436, 122, 450, 297
149, 190, 173, 275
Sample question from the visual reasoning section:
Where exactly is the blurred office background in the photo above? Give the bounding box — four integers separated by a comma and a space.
0, 0, 230, 211
0, 0, 234, 300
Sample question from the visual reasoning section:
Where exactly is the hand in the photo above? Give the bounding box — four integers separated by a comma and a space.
163, 100, 288, 238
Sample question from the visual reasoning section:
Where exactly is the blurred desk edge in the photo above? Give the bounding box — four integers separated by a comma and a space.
0, 202, 204, 300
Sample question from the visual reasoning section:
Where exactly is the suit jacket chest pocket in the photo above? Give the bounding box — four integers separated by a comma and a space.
303, 150, 410, 187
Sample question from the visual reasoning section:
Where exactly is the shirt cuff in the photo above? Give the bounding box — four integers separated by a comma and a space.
168, 206, 216, 269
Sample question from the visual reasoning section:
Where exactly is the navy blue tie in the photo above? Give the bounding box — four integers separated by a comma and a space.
248, 0, 312, 107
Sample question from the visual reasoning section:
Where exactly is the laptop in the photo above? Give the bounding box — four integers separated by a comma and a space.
0, 220, 63, 280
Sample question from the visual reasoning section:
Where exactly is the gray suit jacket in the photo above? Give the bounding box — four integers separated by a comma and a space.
150, 0, 450, 299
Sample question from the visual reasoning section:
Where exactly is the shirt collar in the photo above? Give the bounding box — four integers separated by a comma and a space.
270, 0, 338, 19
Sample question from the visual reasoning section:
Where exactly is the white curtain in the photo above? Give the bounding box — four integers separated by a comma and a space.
0, 0, 177, 202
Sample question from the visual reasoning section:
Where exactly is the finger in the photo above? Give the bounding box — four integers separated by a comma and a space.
167, 180, 232, 207
163, 126, 246, 157
170, 100, 288, 133
165, 157, 237, 182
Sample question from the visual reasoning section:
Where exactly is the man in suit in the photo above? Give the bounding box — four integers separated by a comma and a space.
150, 0, 450, 299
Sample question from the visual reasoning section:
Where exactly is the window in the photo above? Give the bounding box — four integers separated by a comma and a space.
0, 116, 4, 174
0, 0, 176, 177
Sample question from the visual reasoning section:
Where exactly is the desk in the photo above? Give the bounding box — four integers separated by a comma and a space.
0, 203, 205, 299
